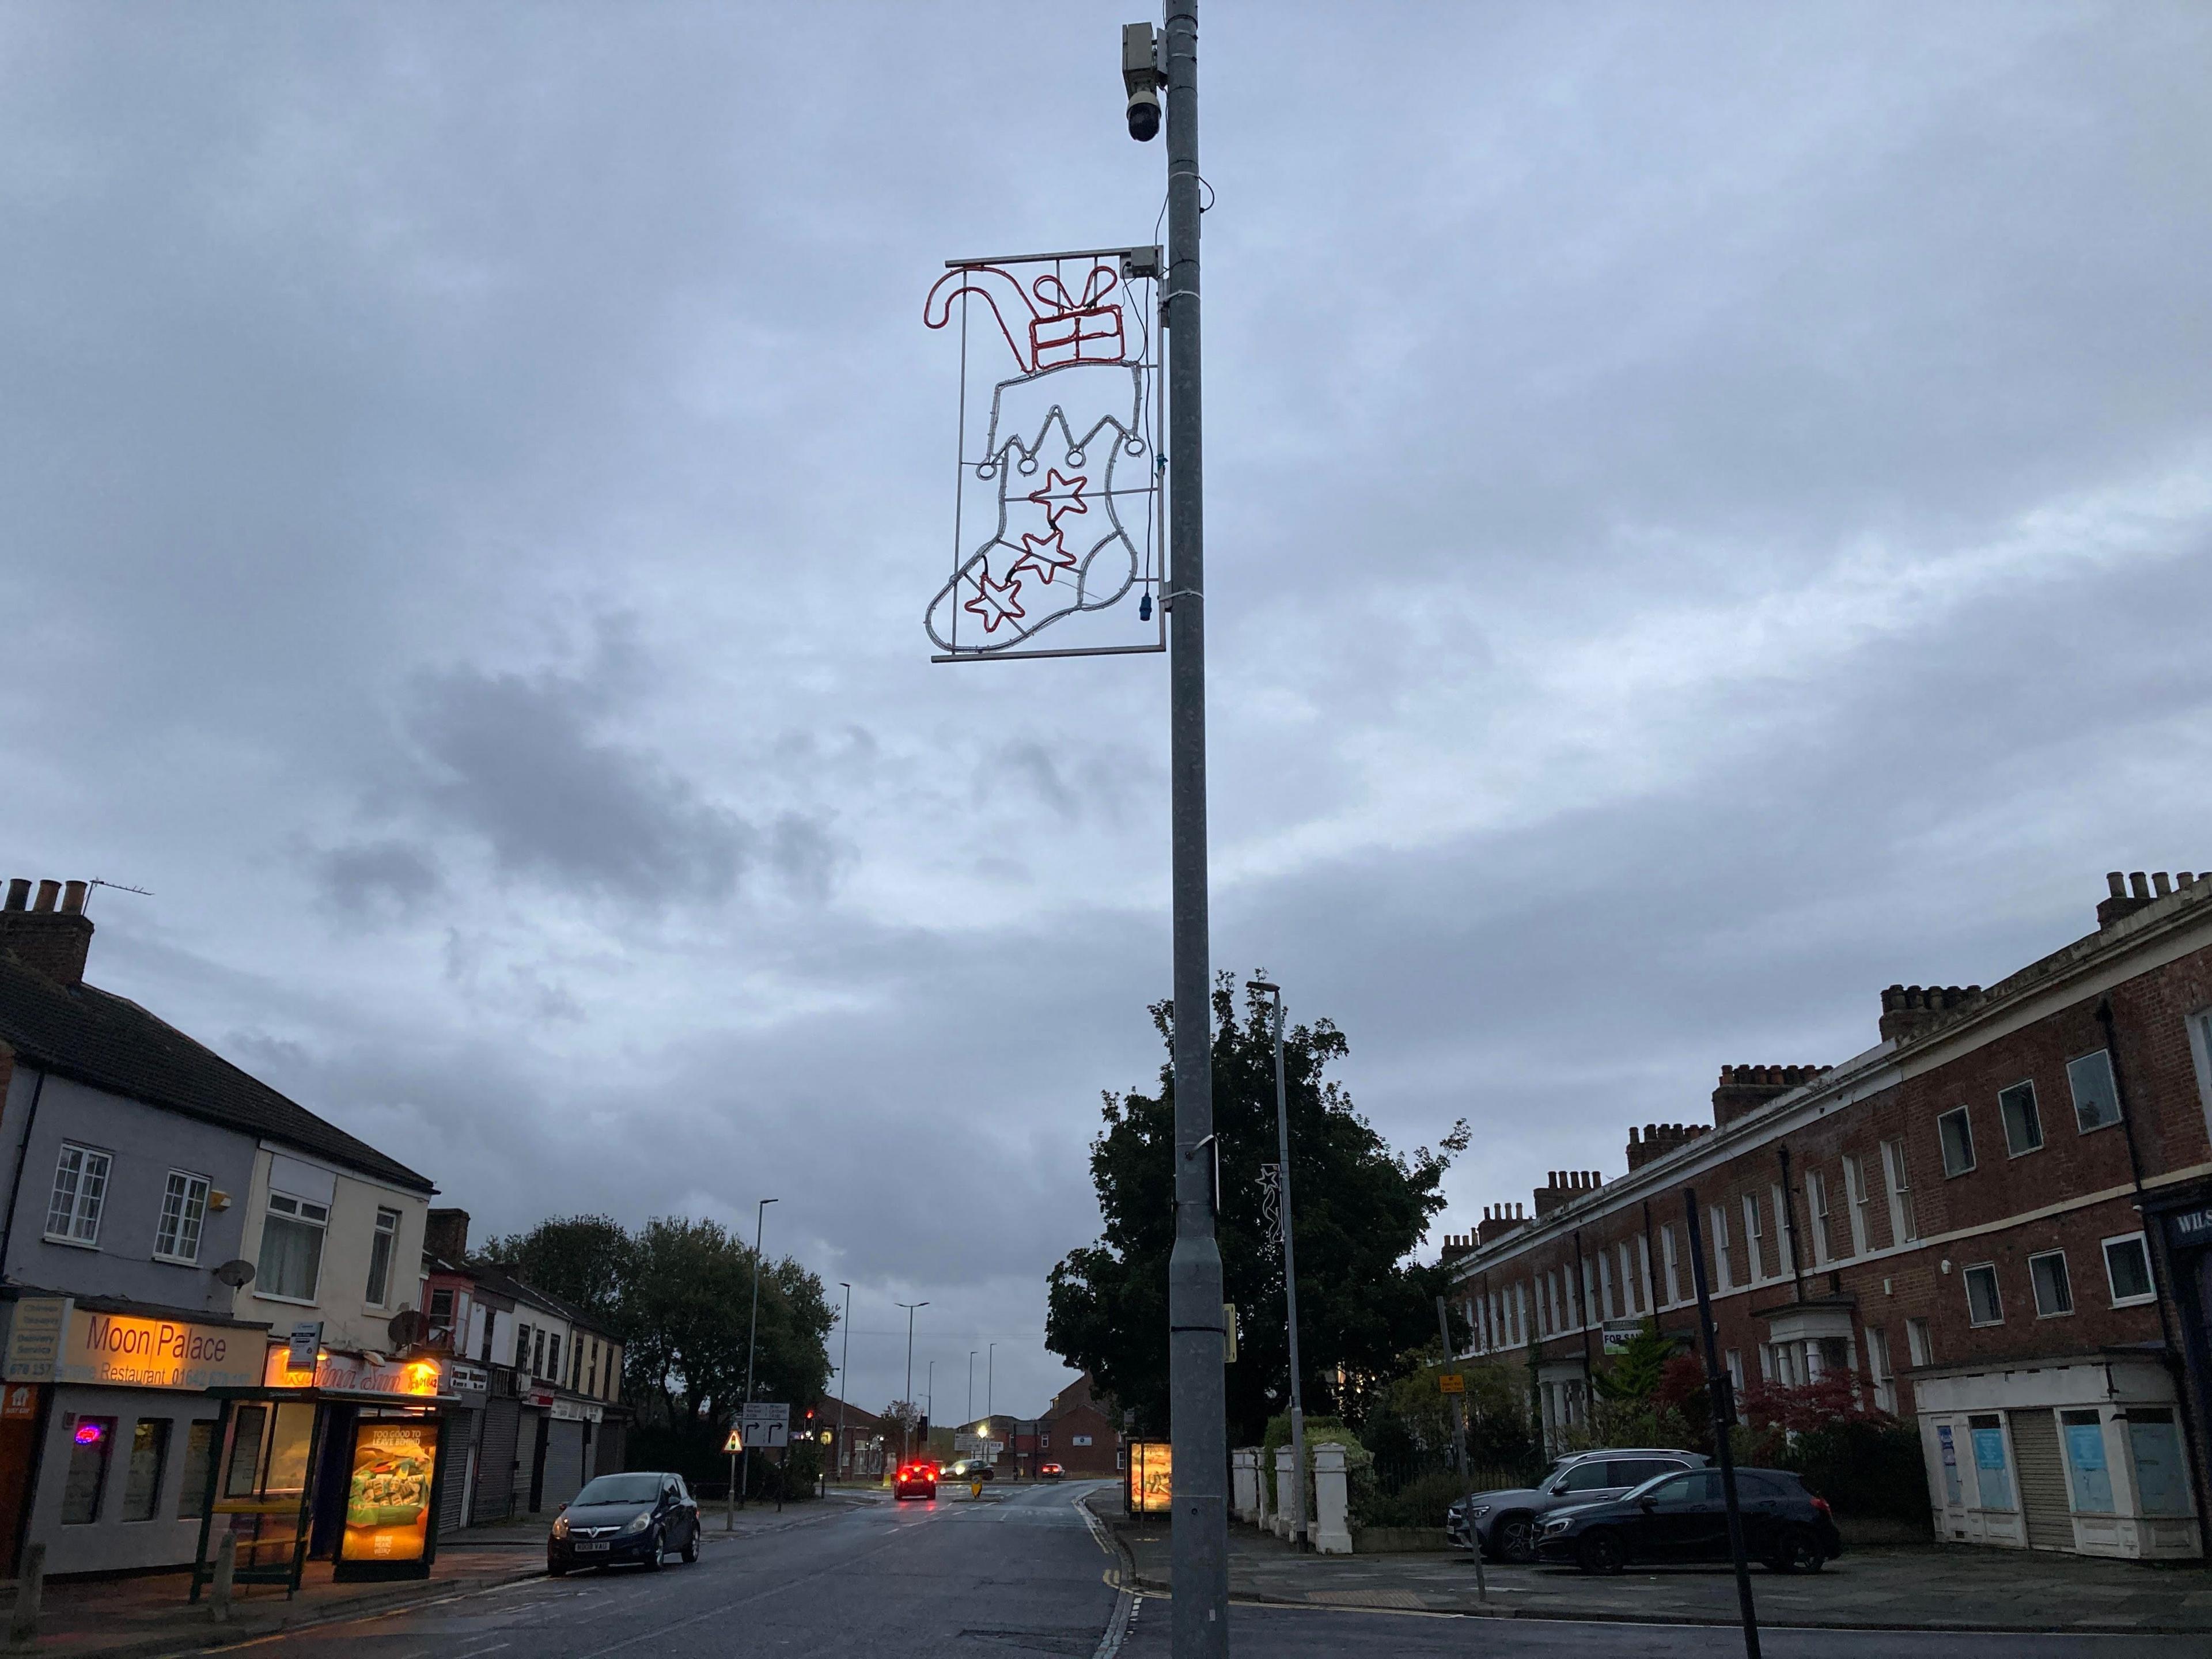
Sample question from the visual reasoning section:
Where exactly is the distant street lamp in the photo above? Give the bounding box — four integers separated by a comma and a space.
1249, 979, 1309, 1550
741, 1197, 779, 1508
897, 1300, 929, 1460
968, 1349, 978, 1425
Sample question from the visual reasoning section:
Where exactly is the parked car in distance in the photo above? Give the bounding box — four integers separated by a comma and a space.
1447, 1449, 1709, 1563
944, 1458, 995, 1482
1536, 1465, 1842, 1575
548, 1471, 700, 1575
1039, 1461, 1064, 1480
894, 1461, 940, 1500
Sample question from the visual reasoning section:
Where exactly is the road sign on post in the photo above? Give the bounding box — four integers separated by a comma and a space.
741, 1403, 790, 1450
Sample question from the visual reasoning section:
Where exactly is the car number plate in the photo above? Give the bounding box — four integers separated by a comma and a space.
575, 1541, 611, 1553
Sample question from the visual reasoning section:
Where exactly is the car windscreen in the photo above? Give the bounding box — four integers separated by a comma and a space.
573, 1474, 665, 1506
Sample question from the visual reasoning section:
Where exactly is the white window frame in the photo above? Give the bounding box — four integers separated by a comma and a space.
1636, 1236, 1654, 1315
2186, 1008, 2212, 1148
1805, 1168, 1831, 1268
1937, 1105, 1976, 1177
1772, 1183, 1794, 1277
1619, 1241, 1638, 1317
1661, 1225, 1681, 1306
364, 1206, 401, 1308
2101, 1232, 2156, 1308
46, 1142, 113, 1247
1998, 1080, 2044, 1158
1906, 1316, 1933, 1368
1744, 1194, 1764, 1284
1580, 1259, 1597, 1328
1964, 1261, 2004, 1327
1598, 1252, 1615, 1321
2067, 1048, 2124, 1135
2028, 1249, 2074, 1318
1866, 1325, 1896, 1413
1711, 1206, 1733, 1290
153, 1170, 211, 1264
1882, 1138, 1918, 1245
255, 1190, 329, 1304
1845, 1154, 1872, 1257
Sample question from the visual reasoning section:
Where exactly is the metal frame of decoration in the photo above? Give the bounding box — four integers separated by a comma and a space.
923, 244, 1165, 662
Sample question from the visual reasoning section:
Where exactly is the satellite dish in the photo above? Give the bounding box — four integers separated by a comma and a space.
387, 1309, 423, 1349
213, 1259, 255, 1289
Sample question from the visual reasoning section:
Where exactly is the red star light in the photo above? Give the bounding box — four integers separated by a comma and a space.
963, 569, 1028, 633
1007, 528, 1077, 586
1025, 469, 1089, 529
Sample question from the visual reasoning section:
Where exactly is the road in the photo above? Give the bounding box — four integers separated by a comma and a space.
228, 1484, 2207, 1659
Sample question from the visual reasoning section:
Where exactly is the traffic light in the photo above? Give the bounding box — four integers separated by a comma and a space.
917, 1415, 929, 1438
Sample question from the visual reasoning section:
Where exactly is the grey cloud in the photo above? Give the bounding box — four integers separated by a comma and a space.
311, 839, 442, 916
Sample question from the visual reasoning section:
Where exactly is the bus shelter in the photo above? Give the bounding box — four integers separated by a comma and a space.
190, 1343, 454, 1598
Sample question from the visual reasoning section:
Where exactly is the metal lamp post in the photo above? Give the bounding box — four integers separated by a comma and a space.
835, 1282, 853, 1490
898, 1301, 929, 1462
1248, 980, 1308, 1551
740, 1196, 778, 1510
968, 1350, 978, 1425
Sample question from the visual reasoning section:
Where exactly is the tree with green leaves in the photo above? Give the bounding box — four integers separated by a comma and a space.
484, 1214, 635, 1327
1593, 1318, 1675, 1403
1046, 975, 1469, 1446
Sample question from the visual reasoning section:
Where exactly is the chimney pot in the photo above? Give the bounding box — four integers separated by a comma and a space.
2108, 871, 2128, 898
32, 881, 59, 913
2153, 872, 2172, 897
2130, 872, 2150, 900
2182, 873, 2198, 888
60, 880, 87, 915
3, 879, 26, 911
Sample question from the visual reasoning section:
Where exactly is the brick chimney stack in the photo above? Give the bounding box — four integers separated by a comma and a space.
1875, 986, 1981, 1046
1476, 1203, 1526, 1245
1439, 1232, 1477, 1267
0, 877, 94, 986
2097, 870, 2199, 930
1712, 1064, 1829, 1128
1626, 1122, 1711, 1171
1533, 1170, 1603, 1219
425, 1208, 472, 1264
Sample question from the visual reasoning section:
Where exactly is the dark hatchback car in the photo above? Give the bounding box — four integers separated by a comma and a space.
548, 1472, 702, 1575
894, 1461, 940, 1499
1448, 1449, 1708, 1562
1536, 1465, 1842, 1574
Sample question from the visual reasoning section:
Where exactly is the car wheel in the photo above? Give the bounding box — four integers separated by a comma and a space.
681, 1527, 700, 1564
642, 1528, 665, 1570
547, 1560, 569, 1578
1491, 1515, 1538, 1564
1577, 1529, 1627, 1575
1770, 1527, 1824, 1574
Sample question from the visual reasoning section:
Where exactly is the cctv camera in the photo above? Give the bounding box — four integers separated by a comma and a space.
1126, 86, 1161, 143
1122, 21, 1162, 143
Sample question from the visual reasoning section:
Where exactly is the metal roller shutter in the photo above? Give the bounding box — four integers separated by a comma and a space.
2008, 1409, 2074, 1551
542, 1419, 588, 1513
476, 1395, 520, 1525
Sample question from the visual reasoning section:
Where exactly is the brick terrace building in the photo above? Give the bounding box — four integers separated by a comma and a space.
1038, 1373, 1122, 1477
1446, 870, 2212, 1561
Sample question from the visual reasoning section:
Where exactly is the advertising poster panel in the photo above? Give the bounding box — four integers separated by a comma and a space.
1127, 1439, 1172, 1516
335, 1419, 442, 1581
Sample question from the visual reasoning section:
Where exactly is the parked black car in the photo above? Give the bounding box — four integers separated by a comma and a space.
1535, 1465, 1842, 1574
547, 1471, 702, 1575
1447, 1448, 1709, 1562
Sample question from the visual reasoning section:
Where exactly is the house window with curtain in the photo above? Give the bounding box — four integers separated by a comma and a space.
257, 1192, 327, 1301
364, 1207, 400, 1306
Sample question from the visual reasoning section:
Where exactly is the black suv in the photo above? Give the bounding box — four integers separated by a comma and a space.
1536, 1465, 1842, 1574
1447, 1448, 1707, 1563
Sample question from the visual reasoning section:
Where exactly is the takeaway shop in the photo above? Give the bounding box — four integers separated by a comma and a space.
188, 1334, 458, 1597
0, 1293, 267, 1577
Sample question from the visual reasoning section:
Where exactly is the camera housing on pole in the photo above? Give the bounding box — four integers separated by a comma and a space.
1122, 22, 1163, 142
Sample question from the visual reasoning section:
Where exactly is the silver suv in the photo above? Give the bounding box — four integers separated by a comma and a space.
1446, 1448, 1709, 1563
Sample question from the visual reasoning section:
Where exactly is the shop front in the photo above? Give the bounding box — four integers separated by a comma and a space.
0, 1293, 267, 1577
1915, 1352, 2200, 1559
189, 1339, 456, 1598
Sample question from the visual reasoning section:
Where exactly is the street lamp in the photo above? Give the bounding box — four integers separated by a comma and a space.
1249, 979, 1309, 1551
968, 1349, 978, 1425
987, 1341, 996, 1422
897, 1301, 929, 1460
834, 1282, 853, 1493
927, 1358, 935, 1426
741, 1197, 778, 1509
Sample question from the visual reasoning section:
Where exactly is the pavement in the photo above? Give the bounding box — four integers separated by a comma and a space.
1093, 1493, 2212, 1641
0, 1498, 834, 1659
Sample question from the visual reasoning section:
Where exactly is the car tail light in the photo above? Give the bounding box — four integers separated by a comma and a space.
1810, 1496, 1832, 1517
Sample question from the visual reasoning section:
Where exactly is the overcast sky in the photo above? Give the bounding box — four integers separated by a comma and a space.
4, 2, 2209, 1422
